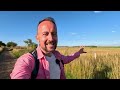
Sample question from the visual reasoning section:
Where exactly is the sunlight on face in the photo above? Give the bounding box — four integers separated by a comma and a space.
36, 21, 58, 55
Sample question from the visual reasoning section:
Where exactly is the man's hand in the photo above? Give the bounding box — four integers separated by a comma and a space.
79, 46, 87, 54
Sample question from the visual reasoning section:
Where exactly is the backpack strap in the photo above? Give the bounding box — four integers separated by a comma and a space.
30, 50, 64, 79
56, 59, 64, 67
30, 50, 39, 79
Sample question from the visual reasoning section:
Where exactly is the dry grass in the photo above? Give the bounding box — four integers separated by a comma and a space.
1, 46, 119, 79
56, 47, 120, 79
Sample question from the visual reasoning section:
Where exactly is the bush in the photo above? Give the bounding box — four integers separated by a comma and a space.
7, 42, 17, 47
0, 41, 6, 47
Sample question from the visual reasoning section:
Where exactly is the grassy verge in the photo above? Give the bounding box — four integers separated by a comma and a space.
0, 47, 4, 55
10, 48, 34, 58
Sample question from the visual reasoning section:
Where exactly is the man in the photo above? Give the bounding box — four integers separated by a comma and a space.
10, 17, 86, 79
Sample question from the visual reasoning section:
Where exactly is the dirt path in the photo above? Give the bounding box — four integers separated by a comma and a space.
0, 49, 17, 79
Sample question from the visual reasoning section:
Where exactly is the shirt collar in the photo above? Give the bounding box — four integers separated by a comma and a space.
36, 46, 44, 59
36, 46, 60, 61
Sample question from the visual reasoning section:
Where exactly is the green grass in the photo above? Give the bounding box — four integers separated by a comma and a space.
10, 48, 33, 58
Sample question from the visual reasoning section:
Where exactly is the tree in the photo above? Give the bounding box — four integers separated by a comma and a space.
7, 41, 17, 47
2, 43, 6, 46
24, 39, 37, 49
0, 41, 6, 47
24, 39, 32, 47
32, 42, 38, 49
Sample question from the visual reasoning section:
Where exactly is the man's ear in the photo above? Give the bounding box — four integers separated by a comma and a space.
36, 35, 39, 42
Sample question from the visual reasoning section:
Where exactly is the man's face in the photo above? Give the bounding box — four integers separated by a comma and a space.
36, 21, 58, 54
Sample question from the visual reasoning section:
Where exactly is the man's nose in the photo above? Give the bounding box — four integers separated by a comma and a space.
48, 34, 54, 41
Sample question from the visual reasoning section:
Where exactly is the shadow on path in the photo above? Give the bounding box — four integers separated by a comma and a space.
0, 48, 17, 79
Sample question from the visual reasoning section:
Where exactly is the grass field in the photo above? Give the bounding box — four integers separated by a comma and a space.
7, 46, 120, 79
56, 47, 120, 79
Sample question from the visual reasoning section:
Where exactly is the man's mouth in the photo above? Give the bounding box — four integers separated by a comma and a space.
46, 42, 55, 46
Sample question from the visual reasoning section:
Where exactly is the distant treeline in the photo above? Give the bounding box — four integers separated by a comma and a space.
58, 46, 98, 48
58, 46, 120, 48
0, 39, 37, 49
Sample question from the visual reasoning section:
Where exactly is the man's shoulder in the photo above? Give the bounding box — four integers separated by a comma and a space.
19, 52, 33, 59
53, 50, 61, 55
16, 52, 34, 65
53, 50, 63, 59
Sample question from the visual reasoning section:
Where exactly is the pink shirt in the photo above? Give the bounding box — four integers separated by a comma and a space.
10, 46, 81, 79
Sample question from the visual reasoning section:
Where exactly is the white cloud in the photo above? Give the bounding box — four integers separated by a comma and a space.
93, 11, 102, 13
112, 30, 116, 33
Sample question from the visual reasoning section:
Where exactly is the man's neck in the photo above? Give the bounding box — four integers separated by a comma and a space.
39, 47, 52, 57
45, 52, 52, 57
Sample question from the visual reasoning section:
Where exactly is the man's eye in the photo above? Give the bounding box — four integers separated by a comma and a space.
43, 33, 48, 36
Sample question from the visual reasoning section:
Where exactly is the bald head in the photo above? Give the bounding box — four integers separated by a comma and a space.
37, 17, 57, 35
37, 21, 57, 35
36, 17, 58, 55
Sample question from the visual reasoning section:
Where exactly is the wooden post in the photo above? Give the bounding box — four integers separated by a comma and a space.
94, 53, 96, 59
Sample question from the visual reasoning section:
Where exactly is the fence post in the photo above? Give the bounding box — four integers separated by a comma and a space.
94, 53, 96, 59
106, 52, 108, 58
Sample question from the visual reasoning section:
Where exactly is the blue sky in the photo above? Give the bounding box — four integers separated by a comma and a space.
0, 11, 120, 46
